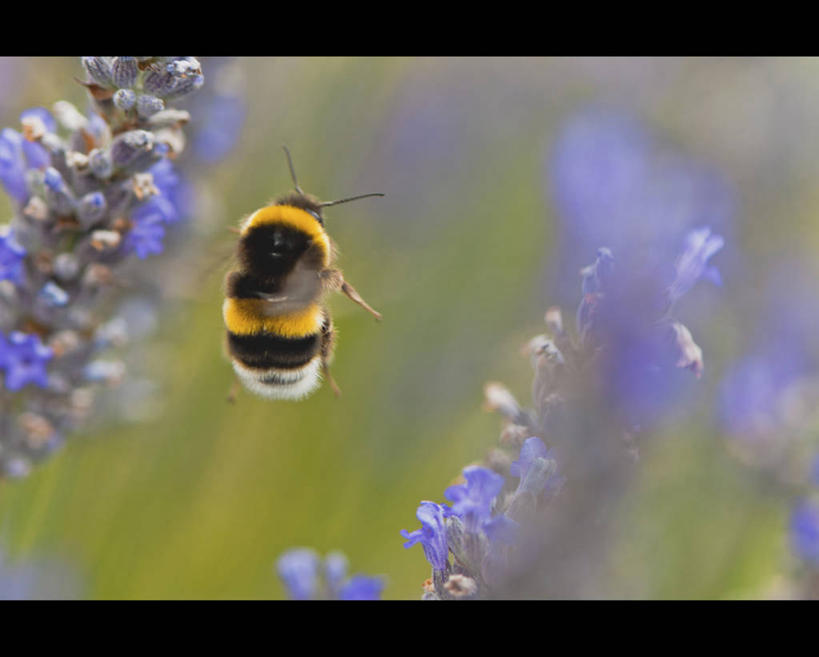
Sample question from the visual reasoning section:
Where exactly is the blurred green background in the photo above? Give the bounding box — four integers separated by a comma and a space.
1, 57, 817, 599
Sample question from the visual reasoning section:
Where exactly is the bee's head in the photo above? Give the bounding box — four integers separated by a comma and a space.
274, 191, 325, 226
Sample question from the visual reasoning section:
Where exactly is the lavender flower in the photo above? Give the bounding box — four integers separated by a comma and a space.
276, 548, 320, 600
574, 230, 721, 429
0, 229, 26, 284
402, 465, 521, 599
401, 501, 450, 572
276, 548, 384, 600
445, 466, 505, 534
403, 227, 722, 599
0, 331, 52, 391
0, 128, 30, 204
0, 56, 205, 478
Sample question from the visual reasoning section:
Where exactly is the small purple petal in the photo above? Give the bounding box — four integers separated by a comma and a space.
445, 466, 505, 534
276, 548, 320, 600
668, 226, 724, 304
0, 128, 28, 203
338, 575, 384, 600
0, 231, 26, 284
401, 501, 449, 571
510, 437, 551, 479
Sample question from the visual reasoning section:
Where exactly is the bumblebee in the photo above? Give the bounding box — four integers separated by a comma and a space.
223, 147, 382, 401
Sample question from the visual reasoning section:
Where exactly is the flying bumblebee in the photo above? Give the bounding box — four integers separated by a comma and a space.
223, 147, 382, 401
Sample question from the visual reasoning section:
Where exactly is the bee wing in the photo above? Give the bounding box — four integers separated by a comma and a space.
256, 259, 323, 316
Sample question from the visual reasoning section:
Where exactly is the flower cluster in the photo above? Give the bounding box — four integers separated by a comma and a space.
547, 109, 733, 301
401, 449, 559, 599
0, 57, 204, 478
0, 545, 81, 599
276, 548, 384, 600
402, 228, 723, 598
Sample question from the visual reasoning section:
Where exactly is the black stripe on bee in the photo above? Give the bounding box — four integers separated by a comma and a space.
227, 331, 321, 370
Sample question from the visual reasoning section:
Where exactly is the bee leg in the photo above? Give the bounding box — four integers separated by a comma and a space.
321, 360, 342, 398
320, 269, 382, 321
227, 378, 240, 404
320, 318, 342, 398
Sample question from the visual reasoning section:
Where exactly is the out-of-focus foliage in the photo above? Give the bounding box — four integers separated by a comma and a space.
1, 57, 819, 599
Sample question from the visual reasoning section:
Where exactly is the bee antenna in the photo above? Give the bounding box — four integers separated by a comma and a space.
320, 193, 385, 208
282, 145, 304, 195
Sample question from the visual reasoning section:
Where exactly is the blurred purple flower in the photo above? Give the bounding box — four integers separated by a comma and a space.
193, 95, 245, 163
578, 228, 720, 429
547, 108, 734, 304
401, 501, 450, 571
0, 331, 52, 391
719, 264, 819, 440
277, 548, 384, 600
323, 551, 348, 592
0, 128, 28, 204
146, 158, 192, 223
338, 575, 385, 600
719, 355, 795, 438
0, 230, 26, 284
791, 499, 819, 565
0, 548, 82, 600
188, 57, 246, 164
276, 548, 320, 600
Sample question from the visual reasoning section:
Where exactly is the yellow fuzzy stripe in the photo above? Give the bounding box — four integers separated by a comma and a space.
223, 298, 324, 338
243, 205, 331, 267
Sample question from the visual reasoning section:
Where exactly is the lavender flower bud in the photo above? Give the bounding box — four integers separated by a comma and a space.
94, 317, 128, 348
445, 515, 486, 577
165, 74, 204, 100
88, 148, 113, 180
38, 281, 69, 307
444, 573, 479, 599
89, 230, 122, 252
111, 57, 138, 88
43, 167, 76, 215
142, 69, 176, 97
136, 95, 165, 119
110, 130, 155, 170
146, 109, 190, 129
53, 101, 89, 132
23, 197, 49, 222
52, 253, 80, 281
81, 57, 114, 88
77, 191, 107, 227
83, 360, 125, 385
670, 321, 704, 378
113, 88, 137, 112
